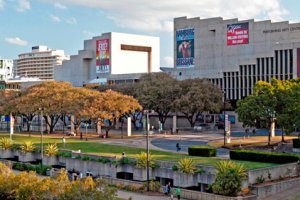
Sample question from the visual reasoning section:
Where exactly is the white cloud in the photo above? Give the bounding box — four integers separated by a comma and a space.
66, 17, 77, 25
39, 0, 288, 32
162, 56, 173, 68
0, 0, 4, 9
83, 30, 96, 38
16, 0, 30, 12
54, 2, 67, 10
5, 37, 28, 46
50, 14, 61, 22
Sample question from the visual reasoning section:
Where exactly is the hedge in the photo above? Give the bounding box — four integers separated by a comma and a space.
293, 139, 300, 148
188, 146, 216, 157
230, 149, 299, 164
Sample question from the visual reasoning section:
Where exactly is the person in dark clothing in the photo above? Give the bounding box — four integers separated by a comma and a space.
176, 143, 181, 152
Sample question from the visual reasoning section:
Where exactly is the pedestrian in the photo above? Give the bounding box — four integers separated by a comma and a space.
167, 182, 171, 195
176, 143, 181, 152
79, 172, 83, 179
122, 152, 126, 158
176, 187, 181, 200
62, 136, 66, 148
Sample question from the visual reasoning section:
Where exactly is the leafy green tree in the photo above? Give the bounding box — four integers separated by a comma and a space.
137, 73, 180, 129
174, 79, 222, 127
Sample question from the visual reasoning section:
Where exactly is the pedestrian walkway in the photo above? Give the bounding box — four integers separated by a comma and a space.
117, 190, 188, 200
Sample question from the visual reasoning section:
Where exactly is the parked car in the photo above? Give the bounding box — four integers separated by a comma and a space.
66, 131, 76, 136
193, 123, 210, 132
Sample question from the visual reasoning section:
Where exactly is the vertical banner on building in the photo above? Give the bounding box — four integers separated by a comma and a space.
96, 39, 110, 73
227, 22, 249, 45
176, 28, 195, 68
297, 48, 300, 77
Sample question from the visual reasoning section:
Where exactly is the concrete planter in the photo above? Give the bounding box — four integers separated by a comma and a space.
18, 152, 39, 162
174, 172, 198, 187
0, 149, 15, 159
42, 156, 59, 166
133, 167, 153, 181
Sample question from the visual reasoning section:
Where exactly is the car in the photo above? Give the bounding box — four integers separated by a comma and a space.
193, 123, 210, 132
66, 131, 76, 136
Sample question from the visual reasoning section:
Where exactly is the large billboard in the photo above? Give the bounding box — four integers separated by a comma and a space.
176, 28, 194, 68
227, 22, 249, 45
96, 39, 110, 73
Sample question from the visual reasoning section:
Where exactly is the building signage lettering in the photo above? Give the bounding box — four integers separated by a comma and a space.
263, 27, 300, 33
227, 22, 249, 46
176, 28, 195, 68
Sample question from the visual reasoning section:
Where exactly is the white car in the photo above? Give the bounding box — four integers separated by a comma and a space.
66, 131, 76, 136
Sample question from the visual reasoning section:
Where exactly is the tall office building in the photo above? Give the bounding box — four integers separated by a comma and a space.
163, 17, 300, 101
16, 46, 69, 80
0, 58, 13, 81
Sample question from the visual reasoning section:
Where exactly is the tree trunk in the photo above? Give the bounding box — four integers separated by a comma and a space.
281, 127, 285, 142
268, 126, 271, 146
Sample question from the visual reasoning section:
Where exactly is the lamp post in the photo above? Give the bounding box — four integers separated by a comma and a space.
145, 110, 150, 192
39, 108, 43, 166
223, 91, 226, 146
85, 122, 88, 141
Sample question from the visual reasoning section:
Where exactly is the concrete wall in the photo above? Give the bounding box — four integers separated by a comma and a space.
250, 177, 300, 199
248, 163, 299, 184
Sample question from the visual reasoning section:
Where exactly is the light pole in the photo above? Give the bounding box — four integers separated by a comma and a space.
223, 91, 226, 146
145, 110, 150, 192
85, 122, 88, 141
39, 108, 43, 166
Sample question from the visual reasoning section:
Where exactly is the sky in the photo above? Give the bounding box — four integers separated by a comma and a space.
0, 0, 300, 67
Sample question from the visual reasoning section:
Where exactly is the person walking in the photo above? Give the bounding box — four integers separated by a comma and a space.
62, 136, 66, 148
176, 187, 181, 200
176, 143, 181, 152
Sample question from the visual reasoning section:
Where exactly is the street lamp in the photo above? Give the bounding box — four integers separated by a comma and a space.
39, 108, 43, 166
223, 91, 226, 146
144, 110, 150, 192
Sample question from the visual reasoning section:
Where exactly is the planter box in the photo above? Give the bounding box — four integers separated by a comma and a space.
18, 152, 39, 162
174, 172, 198, 187
43, 156, 59, 166
0, 149, 14, 159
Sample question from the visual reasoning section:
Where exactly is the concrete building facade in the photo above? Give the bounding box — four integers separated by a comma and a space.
163, 17, 300, 101
54, 32, 160, 86
16, 46, 69, 80
0, 59, 13, 81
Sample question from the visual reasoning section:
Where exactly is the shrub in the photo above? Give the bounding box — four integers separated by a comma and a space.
0, 137, 12, 150
98, 157, 111, 164
230, 149, 299, 164
20, 141, 35, 153
82, 156, 91, 161
143, 179, 161, 192
177, 158, 196, 174
256, 175, 265, 183
57, 151, 72, 158
292, 139, 300, 148
188, 146, 216, 157
212, 160, 247, 196
172, 165, 178, 171
136, 152, 157, 169
45, 143, 58, 156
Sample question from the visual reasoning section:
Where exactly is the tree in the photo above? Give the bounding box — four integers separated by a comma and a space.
137, 73, 180, 129
81, 90, 141, 138
237, 78, 300, 145
174, 79, 223, 127
97, 83, 143, 130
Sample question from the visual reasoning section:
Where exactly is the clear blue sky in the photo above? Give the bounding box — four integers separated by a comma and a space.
0, 0, 299, 67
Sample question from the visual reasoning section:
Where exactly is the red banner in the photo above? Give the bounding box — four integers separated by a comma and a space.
227, 23, 249, 45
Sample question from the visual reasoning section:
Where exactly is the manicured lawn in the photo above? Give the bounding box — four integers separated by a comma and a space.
0, 133, 278, 169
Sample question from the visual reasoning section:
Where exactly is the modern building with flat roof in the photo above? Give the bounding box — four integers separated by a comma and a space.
16, 46, 69, 80
54, 32, 160, 86
163, 17, 300, 102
